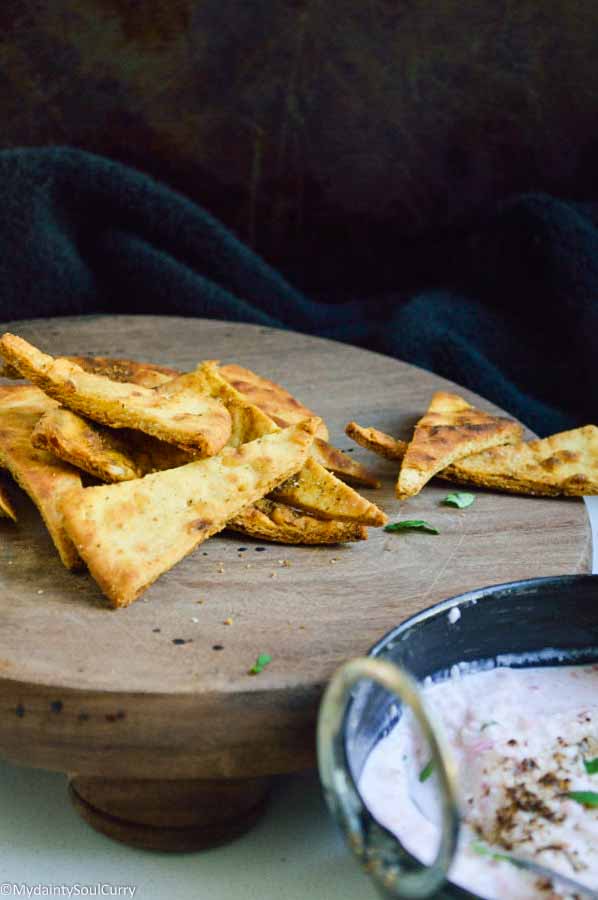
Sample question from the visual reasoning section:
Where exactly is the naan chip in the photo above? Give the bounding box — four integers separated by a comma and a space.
219, 362, 329, 440
346, 422, 598, 496
201, 363, 387, 526
395, 392, 522, 498
346, 422, 407, 462
63, 356, 177, 388
439, 426, 598, 496
309, 438, 380, 488
61, 419, 319, 607
0, 482, 17, 521
228, 498, 368, 544
0, 385, 82, 568
0, 334, 232, 455
31, 408, 192, 482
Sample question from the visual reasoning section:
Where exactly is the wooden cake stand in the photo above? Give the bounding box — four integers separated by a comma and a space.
0, 316, 590, 851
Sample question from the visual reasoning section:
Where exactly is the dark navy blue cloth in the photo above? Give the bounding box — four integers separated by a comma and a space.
0, 147, 595, 435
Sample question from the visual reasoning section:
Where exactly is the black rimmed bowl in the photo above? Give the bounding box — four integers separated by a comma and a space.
318, 575, 598, 900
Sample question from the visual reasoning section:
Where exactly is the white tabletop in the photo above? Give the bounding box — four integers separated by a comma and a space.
1, 498, 596, 900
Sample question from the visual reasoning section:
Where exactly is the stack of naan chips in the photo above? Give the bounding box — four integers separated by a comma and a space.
0, 334, 387, 607
347, 392, 598, 499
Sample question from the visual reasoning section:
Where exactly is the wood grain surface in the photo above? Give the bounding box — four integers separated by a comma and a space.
0, 316, 590, 781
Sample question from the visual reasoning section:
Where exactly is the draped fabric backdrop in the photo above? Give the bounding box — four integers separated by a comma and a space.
0, 147, 595, 436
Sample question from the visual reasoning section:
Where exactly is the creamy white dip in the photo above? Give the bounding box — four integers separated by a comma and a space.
360, 664, 598, 899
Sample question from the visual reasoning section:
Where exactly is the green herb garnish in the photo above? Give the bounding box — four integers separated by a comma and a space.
419, 759, 435, 782
471, 841, 518, 866
480, 720, 500, 731
442, 492, 475, 509
566, 790, 598, 808
384, 520, 439, 535
248, 653, 272, 676
583, 757, 598, 775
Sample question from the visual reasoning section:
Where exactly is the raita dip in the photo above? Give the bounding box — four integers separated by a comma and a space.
360, 663, 598, 899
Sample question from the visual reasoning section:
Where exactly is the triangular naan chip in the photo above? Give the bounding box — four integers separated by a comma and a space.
219, 362, 329, 440
440, 426, 598, 496
31, 408, 192, 482
228, 499, 368, 544
0, 334, 232, 455
346, 421, 598, 496
61, 419, 319, 607
0, 385, 82, 568
201, 364, 386, 526
219, 362, 379, 487
346, 422, 407, 462
395, 392, 522, 498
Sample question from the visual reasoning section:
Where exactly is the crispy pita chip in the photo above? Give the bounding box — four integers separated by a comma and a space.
63, 356, 177, 388
395, 392, 523, 498
61, 419, 319, 607
31, 408, 193, 482
227, 498, 368, 544
346, 422, 598, 496
0, 482, 17, 521
0, 334, 232, 455
200, 363, 387, 526
219, 362, 329, 440
440, 426, 598, 496
309, 438, 380, 488
0, 385, 82, 568
346, 422, 407, 462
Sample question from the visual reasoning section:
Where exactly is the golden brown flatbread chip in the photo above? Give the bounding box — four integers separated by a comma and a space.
0, 385, 82, 568
63, 356, 177, 388
395, 391, 523, 498
346, 422, 407, 462
219, 362, 329, 440
0, 482, 17, 521
61, 419, 319, 607
201, 363, 387, 526
0, 334, 232, 455
309, 438, 380, 488
346, 422, 598, 496
228, 498, 368, 544
441, 426, 598, 496
31, 408, 192, 482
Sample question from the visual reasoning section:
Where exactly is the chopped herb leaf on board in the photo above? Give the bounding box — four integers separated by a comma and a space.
384, 520, 439, 535
248, 653, 272, 676
442, 492, 475, 509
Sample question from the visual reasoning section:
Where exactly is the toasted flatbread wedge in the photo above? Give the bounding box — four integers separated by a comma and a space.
346, 422, 598, 496
227, 498, 368, 544
395, 392, 522, 498
346, 422, 407, 462
63, 356, 177, 388
441, 426, 598, 496
0, 482, 17, 521
219, 362, 329, 440
200, 363, 387, 526
0, 385, 82, 568
31, 408, 193, 482
309, 438, 380, 488
61, 419, 319, 607
0, 334, 232, 455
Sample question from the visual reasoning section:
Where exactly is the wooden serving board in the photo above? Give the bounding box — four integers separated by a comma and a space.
0, 316, 590, 850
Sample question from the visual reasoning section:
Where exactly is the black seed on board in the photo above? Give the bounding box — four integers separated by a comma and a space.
50, 700, 63, 714
15, 704, 25, 718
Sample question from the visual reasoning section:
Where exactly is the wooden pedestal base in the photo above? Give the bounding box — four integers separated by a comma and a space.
69, 775, 271, 852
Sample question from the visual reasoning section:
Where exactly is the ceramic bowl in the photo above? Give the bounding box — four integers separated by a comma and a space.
318, 574, 598, 900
